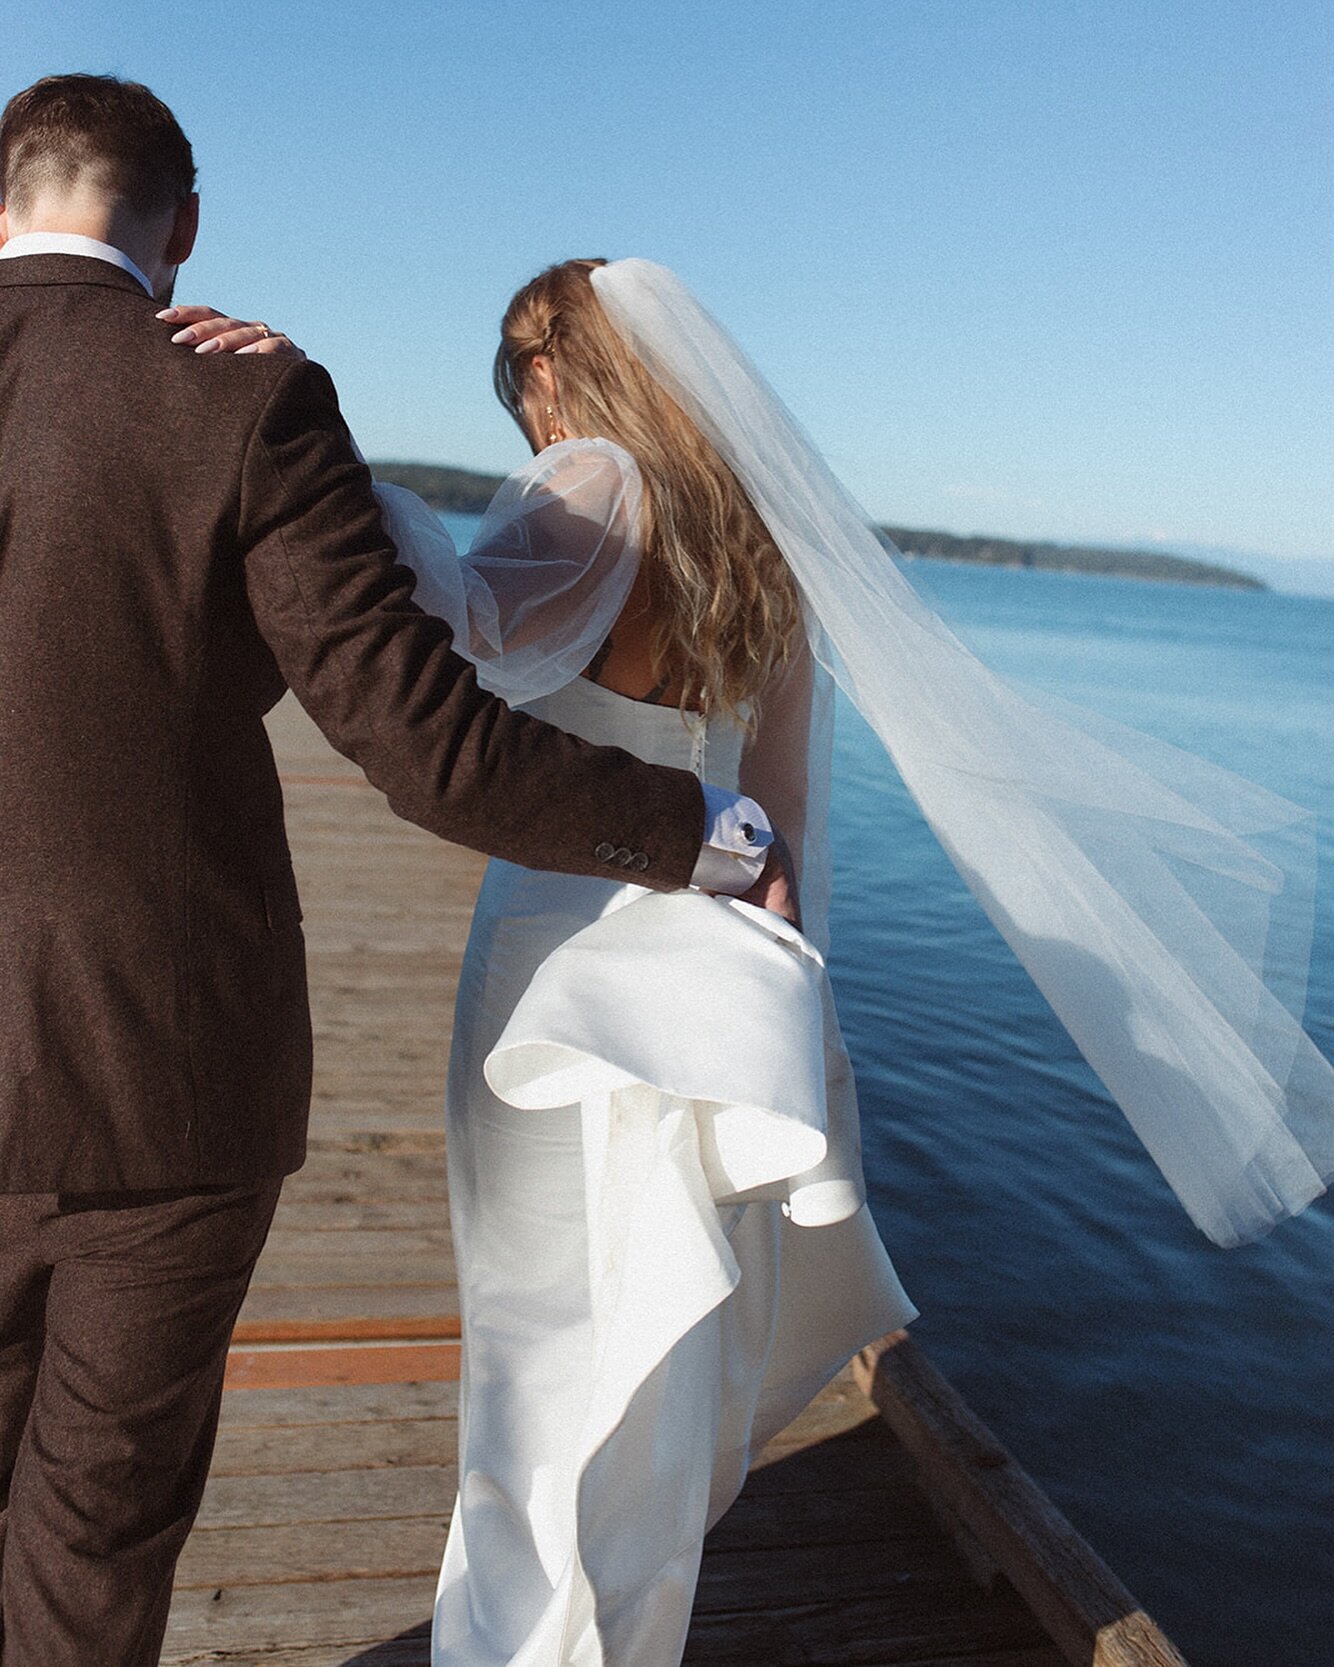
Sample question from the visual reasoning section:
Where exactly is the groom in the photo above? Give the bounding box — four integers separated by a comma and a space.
0, 74, 791, 1666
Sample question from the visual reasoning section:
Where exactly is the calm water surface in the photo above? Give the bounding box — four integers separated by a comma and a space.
829, 561, 1333, 1667
443, 516, 1332, 1665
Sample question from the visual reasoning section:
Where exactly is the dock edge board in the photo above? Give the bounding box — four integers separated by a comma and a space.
855, 1332, 1191, 1667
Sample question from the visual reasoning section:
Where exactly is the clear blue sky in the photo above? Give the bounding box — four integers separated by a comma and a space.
8, 0, 1332, 579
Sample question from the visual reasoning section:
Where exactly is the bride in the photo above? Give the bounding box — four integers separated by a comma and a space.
365, 257, 922, 1666
176, 257, 1333, 1667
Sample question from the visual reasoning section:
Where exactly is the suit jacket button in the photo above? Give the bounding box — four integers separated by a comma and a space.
629, 852, 649, 872
595, 842, 616, 861
613, 846, 633, 866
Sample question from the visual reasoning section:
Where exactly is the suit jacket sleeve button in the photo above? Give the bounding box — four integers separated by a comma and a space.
629, 852, 649, 872
595, 842, 616, 861
613, 846, 632, 866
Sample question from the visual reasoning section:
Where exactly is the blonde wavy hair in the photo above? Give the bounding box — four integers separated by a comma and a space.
494, 259, 802, 725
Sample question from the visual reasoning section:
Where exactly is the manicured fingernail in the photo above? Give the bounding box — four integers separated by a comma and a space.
156, 307, 178, 320
235, 343, 259, 354
195, 338, 221, 353
171, 327, 196, 344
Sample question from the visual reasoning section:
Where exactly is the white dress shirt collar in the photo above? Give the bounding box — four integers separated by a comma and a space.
0, 231, 154, 297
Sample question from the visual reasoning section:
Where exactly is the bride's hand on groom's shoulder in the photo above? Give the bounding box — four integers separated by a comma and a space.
737, 830, 802, 932
156, 305, 306, 360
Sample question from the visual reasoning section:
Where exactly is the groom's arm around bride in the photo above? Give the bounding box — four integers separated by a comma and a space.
0, 72, 790, 1666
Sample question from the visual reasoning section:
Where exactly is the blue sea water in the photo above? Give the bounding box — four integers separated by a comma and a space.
829, 561, 1333, 1667
442, 516, 1333, 1665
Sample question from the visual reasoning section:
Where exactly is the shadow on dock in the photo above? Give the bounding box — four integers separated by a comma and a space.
339, 1625, 432, 1666
165, 1341, 1186, 1666
685, 1370, 1067, 1666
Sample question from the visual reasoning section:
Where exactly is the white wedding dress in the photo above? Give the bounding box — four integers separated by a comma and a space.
372, 443, 915, 1667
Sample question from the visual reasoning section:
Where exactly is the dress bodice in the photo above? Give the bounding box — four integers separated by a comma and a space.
520, 678, 746, 794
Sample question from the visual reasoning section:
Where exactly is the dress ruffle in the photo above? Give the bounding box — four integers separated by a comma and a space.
486, 892, 868, 1226
463, 890, 915, 1665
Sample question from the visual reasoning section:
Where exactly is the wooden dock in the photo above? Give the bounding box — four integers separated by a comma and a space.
159, 695, 1187, 1667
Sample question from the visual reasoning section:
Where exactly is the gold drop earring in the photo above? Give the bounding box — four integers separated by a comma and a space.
544, 404, 562, 447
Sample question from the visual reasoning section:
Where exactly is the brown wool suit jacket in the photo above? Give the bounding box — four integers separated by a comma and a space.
0, 255, 704, 1191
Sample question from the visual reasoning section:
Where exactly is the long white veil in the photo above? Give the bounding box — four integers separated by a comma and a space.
590, 258, 1333, 1249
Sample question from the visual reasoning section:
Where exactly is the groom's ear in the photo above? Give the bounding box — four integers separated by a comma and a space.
164, 192, 200, 266
0, 204, 10, 249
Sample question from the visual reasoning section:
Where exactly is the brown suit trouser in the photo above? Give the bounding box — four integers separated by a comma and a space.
0, 1183, 282, 1667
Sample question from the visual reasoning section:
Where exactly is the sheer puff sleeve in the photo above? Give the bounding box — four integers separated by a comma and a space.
372, 438, 643, 705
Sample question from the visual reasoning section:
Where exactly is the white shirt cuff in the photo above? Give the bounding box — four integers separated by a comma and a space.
691, 784, 772, 894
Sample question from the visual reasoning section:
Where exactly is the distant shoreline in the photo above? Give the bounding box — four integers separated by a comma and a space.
370, 460, 1267, 592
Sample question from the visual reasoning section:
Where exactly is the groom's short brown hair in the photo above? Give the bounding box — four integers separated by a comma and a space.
0, 74, 195, 219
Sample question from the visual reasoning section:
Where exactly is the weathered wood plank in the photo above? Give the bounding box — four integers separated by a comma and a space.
683, 1589, 1060, 1664
276, 1149, 448, 1193
205, 1642, 1063, 1667
224, 1342, 460, 1392
162, 1576, 433, 1657
175, 1516, 449, 1588
695, 1536, 971, 1603
260, 1199, 451, 1231
211, 1416, 455, 1479
735, 1431, 909, 1495
856, 1334, 1190, 1667
283, 1139, 446, 1166
256, 1228, 454, 1259
233, 1317, 460, 1346
197, 1465, 454, 1530
700, 1480, 938, 1552
293, 1095, 445, 1131
246, 1254, 455, 1290
299, 1132, 446, 1159
237, 1288, 458, 1327
186, 1639, 432, 1667
214, 1381, 459, 1428
685, 1623, 1064, 1667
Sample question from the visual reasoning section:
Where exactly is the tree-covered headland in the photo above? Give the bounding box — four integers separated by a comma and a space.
370, 462, 1264, 590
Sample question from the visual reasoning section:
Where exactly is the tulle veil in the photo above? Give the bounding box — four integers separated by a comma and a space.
589, 257, 1333, 1249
